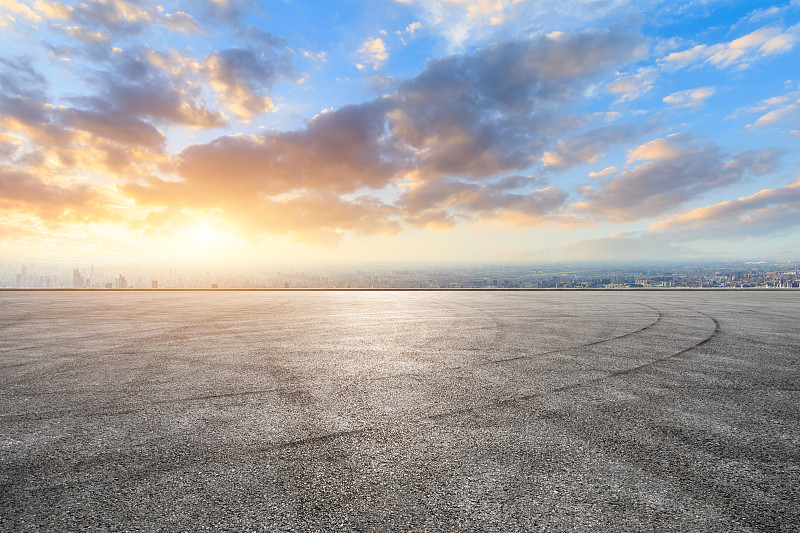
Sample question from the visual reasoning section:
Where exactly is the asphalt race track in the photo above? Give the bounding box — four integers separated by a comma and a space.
1, 291, 798, 531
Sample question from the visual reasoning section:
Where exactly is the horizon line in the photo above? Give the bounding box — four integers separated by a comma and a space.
1, 288, 798, 292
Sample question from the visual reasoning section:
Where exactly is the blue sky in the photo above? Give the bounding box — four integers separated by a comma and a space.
0, 0, 799, 264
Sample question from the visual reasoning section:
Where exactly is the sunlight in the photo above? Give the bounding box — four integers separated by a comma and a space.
186, 224, 223, 246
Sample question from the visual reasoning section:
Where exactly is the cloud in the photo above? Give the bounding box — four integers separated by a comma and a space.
80, 47, 226, 129
541, 120, 652, 171
0, 56, 47, 99
396, 21, 423, 45
58, 108, 164, 148
406, 21, 422, 35
396, 0, 514, 48
302, 49, 327, 64
357, 37, 389, 70
390, 28, 646, 178
399, 175, 566, 228
747, 102, 800, 129
662, 86, 715, 108
606, 67, 658, 103
201, 47, 292, 121
0, 51, 182, 176
1, 24, 648, 244
118, 27, 646, 242
162, 11, 201, 33
55, 24, 111, 43
626, 135, 681, 160
728, 85, 800, 134
25, 0, 204, 39
0, 165, 111, 222
195, 0, 251, 25
1, 0, 42, 23
0, 58, 75, 150
126, 187, 404, 246
649, 178, 800, 239
589, 166, 617, 178
238, 25, 287, 48
574, 133, 783, 222
659, 23, 800, 71
396, 0, 648, 51
173, 99, 406, 196
398, 175, 566, 220
739, 5, 790, 25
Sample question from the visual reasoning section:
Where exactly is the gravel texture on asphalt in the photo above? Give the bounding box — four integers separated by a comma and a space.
1, 291, 798, 531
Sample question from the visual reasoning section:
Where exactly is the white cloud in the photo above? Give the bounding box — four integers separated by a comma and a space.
627, 134, 683, 161
589, 166, 617, 178
747, 103, 800, 129
607, 67, 658, 103
395, 0, 636, 51
659, 24, 800, 71
396, 21, 423, 45
302, 50, 327, 63
662, 86, 715, 108
357, 37, 388, 70
406, 21, 422, 35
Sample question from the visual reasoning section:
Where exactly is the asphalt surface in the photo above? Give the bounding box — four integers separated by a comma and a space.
1, 291, 798, 532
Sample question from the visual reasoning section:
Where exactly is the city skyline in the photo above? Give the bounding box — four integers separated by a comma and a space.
1, 1, 799, 264
4, 259, 799, 289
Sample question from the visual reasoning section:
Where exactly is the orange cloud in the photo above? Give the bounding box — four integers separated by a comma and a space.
649, 178, 800, 237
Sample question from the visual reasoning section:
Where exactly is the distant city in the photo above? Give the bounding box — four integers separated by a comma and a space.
1, 261, 799, 289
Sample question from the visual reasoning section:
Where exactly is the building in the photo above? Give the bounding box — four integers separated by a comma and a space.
72, 268, 84, 288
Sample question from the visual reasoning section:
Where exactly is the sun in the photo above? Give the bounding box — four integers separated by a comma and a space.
187, 224, 223, 245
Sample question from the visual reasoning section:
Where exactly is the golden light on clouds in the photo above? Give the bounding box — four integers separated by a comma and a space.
0, 0, 798, 264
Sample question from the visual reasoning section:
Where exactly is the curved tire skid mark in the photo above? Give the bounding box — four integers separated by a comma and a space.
363, 297, 502, 382
162, 308, 723, 450
12, 309, 718, 450
368, 302, 664, 382
3, 304, 719, 453
485, 302, 663, 365
609, 308, 719, 379
427, 306, 719, 421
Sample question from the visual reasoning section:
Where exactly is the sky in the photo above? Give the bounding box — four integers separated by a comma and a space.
1, 0, 799, 266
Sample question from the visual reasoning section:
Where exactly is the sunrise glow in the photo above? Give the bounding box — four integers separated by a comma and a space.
0, 0, 798, 265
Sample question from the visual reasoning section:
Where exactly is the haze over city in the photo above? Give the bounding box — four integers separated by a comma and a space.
1, 0, 798, 265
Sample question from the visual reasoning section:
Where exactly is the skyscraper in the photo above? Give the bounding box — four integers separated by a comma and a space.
72, 268, 84, 288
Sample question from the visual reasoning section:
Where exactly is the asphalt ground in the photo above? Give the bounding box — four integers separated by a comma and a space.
1, 291, 798, 532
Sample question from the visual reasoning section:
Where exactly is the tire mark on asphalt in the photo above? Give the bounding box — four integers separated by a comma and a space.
426, 307, 719, 421
267, 427, 368, 450
485, 303, 663, 365
367, 302, 663, 382
250, 306, 719, 447
526, 309, 719, 395
1, 302, 718, 454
